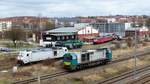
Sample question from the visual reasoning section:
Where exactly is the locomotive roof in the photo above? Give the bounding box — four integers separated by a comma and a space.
21, 47, 66, 53
29, 48, 52, 53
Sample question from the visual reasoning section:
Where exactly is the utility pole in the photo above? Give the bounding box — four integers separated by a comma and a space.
133, 24, 138, 79
36, 13, 42, 42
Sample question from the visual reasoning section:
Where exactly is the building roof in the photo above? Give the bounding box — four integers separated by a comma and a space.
125, 27, 149, 32
54, 18, 80, 22
46, 27, 79, 33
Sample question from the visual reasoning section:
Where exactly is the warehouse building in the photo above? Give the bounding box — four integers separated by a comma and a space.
40, 26, 99, 47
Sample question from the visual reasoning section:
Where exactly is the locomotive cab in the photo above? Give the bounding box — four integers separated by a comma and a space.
106, 48, 112, 61
63, 53, 78, 70
17, 50, 32, 64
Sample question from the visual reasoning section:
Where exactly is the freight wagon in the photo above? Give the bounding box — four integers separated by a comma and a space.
55, 40, 84, 49
93, 35, 114, 44
63, 48, 112, 70
17, 47, 68, 65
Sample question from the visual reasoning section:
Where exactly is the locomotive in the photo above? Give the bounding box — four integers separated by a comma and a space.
17, 47, 68, 65
63, 48, 112, 70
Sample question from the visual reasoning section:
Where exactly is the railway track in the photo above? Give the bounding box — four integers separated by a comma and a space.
0, 65, 14, 71
13, 71, 69, 84
0, 53, 18, 71
96, 65, 150, 84
0, 61, 16, 71
12, 49, 150, 84
0, 60, 16, 71
127, 74, 150, 84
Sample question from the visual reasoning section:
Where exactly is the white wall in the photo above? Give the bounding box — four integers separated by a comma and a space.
125, 23, 132, 30
107, 18, 116, 23
0, 21, 12, 31
77, 26, 98, 35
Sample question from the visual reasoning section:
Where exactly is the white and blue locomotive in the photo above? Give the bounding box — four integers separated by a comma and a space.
63, 48, 112, 70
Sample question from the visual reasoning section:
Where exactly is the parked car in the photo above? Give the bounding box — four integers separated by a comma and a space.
0, 47, 12, 52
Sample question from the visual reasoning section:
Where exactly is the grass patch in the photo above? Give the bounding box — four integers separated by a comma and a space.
0, 80, 12, 84
70, 77, 85, 84
72, 77, 83, 82
4, 42, 36, 48
0, 40, 37, 49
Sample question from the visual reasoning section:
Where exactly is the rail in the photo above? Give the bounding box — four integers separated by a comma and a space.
96, 65, 150, 84
12, 50, 150, 84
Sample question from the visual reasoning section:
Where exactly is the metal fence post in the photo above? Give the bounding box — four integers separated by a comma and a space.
38, 73, 41, 84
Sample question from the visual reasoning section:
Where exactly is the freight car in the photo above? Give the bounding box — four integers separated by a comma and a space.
55, 40, 84, 49
93, 35, 114, 44
63, 48, 112, 70
17, 47, 68, 65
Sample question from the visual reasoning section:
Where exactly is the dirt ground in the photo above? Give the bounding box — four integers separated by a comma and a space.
40, 54, 150, 84
0, 42, 149, 84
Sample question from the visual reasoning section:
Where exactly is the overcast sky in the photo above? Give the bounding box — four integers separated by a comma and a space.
0, 0, 149, 17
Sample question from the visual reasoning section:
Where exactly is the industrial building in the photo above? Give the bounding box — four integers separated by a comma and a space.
125, 26, 149, 40
91, 22, 127, 38
40, 26, 99, 47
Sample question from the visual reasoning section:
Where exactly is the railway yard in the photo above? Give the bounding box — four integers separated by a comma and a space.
0, 41, 149, 84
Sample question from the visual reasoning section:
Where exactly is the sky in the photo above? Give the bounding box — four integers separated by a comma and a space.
0, 0, 149, 17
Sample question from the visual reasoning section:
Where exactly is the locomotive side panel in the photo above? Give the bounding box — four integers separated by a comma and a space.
89, 49, 106, 62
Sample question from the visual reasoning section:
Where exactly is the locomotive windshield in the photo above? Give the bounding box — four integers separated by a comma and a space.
64, 56, 72, 60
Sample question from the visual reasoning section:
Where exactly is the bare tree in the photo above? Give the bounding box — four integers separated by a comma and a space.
45, 21, 55, 30
4, 28, 26, 47
126, 37, 132, 47
146, 18, 150, 30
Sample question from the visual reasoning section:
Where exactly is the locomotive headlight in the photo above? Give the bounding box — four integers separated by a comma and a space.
17, 56, 21, 60
64, 62, 71, 65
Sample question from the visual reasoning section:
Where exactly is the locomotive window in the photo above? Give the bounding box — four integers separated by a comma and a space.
81, 53, 89, 62
108, 49, 111, 53
87, 53, 90, 60
81, 54, 86, 61
89, 52, 94, 55
54, 51, 57, 56
64, 56, 72, 60
27, 54, 29, 56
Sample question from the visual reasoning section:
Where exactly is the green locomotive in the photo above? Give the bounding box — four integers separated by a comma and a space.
63, 48, 112, 70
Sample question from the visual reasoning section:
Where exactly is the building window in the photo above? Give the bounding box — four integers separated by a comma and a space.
62, 36, 65, 40
46, 37, 52, 40
66, 36, 68, 39
57, 37, 60, 40
2, 23, 7, 29
72, 36, 74, 39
